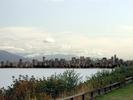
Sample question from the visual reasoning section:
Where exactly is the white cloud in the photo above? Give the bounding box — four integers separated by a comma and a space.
0, 46, 25, 52
43, 37, 55, 43
0, 26, 133, 59
118, 25, 133, 33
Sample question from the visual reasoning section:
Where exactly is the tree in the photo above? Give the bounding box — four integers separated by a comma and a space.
59, 70, 81, 94
37, 74, 65, 100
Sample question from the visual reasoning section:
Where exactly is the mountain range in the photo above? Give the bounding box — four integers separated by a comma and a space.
0, 50, 26, 62
0, 50, 78, 62
25, 53, 78, 60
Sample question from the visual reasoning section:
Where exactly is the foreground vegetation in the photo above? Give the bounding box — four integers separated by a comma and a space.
0, 70, 85, 100
96, 82, 133, 100
0, 66, 133, 100
85, 66, 133, 90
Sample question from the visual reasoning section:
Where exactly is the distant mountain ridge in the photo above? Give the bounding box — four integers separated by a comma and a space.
25, 53, 78, 60
0, 50, 26, 62
0, 50, 78, 62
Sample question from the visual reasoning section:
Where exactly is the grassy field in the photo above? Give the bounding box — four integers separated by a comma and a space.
96, 83, 133, 100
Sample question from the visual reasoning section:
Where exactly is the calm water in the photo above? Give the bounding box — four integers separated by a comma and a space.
0, 68, 111, 88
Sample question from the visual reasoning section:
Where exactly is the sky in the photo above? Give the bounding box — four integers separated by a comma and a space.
0, 0, 133, 59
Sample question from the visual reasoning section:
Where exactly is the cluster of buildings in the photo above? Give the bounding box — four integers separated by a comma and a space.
0, 55, 133, 68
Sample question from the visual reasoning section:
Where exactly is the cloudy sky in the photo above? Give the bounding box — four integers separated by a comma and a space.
0, 0, 133, 59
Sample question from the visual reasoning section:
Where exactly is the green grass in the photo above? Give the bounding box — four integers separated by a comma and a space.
96, 83, 133, 100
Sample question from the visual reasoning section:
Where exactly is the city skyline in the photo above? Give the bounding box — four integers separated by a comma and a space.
0, 0, 133, 59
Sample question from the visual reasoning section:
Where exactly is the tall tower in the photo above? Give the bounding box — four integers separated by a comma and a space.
113, 54, 117, 65
0, 61, 4, 68
114, 54, 116, 61
18, 59, 23, 68
43, 57, 45, 62
32, 59, 35, 67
